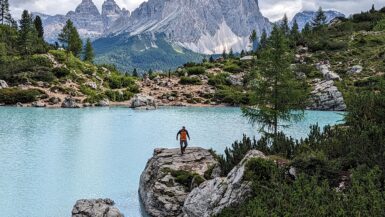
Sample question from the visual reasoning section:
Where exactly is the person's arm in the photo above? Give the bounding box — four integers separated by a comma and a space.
186, 130, 190, 140
176, 130, 181, 140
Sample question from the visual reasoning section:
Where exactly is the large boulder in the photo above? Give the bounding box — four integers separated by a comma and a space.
139, 148, 218, 217
308, 79, 346, 111
183, 150, 266, 217
72, 198, 123, 217
0, 80, 8, 89
131, 94, 156, 109
62, 97, 81, 108
32, 101, 46, 107
97, 99, 110, 107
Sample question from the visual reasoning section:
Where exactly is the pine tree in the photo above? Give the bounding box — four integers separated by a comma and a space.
83, 38, 94, 62
222, 49, 227, 59
148, 69, 153, 77
249, 29, 258, 51
242, 25, 308, 138
18, 10, 35, 55
240, 50, 245, 57
259, 29, 268, 50
229, 48, 234, 58
58, 20, 83, 57
290, 19, 301, 46
312, 7, 327, 29
370, 4, 376, 13
281, 14, 290, 35
0, 0, 12, 25
34, 16, 44, 39
132, 68, 138, 77
209, 56, 214, 63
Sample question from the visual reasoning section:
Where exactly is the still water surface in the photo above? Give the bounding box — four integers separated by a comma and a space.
0, 107, 344, 217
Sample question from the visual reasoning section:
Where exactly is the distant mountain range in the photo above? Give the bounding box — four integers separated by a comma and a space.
33, 0, 344, 72
290, 10, 346, 30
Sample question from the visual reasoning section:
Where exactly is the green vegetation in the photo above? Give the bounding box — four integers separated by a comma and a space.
179, 76, 202, 85
162, 168, 205, 190
0, 88, 45, 104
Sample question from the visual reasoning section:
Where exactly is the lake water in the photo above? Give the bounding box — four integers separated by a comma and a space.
0, 107, 344, 217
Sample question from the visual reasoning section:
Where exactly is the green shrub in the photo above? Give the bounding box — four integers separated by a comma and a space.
31, 55, 53, 67
105, 89, 134, 102
186, 66, 206, 76
162, 168, 205, 190
208, 73, 230, 87
244, 158, 277, 183
0, 88, 45, 104
52, 67, 70, 78
179, 76, 202, 85
223, 63, 242, 73
107, 74, 136, 89
214, 86, 249, 105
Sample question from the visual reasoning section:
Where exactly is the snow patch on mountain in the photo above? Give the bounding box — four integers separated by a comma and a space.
181, 21, 250, 54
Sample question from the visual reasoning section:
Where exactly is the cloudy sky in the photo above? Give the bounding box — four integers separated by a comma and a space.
9, 0, 385, 21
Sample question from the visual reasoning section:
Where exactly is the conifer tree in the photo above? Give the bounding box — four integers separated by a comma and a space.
370, 4, 376, 13
83, 38, 94, 62
222, 49, 227, 59
249, 29, 258, 51
312, 7, 327, 29
259, 29, 268, 50
242, 25, 308, 138
18, 10, 35, 55
240, 50, 245, 57
132, 68, 138, 77
34, 16, 44, 39
281, 14, 290, 35
209, 56, 214, 63
229, 48, 234, 58
0, 0, 12, 25
290, 19, 301, 46
58, 20, 83, 57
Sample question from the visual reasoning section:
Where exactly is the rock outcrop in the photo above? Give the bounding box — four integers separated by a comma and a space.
183, 150, 266, 217
62, 97, 81, 108
0, 80, 8, 89
139, 148, 218, 217
72, 198, 123, 217
308, 79, 346, 111
316, 62, 341, 81
131, 94, 157, 109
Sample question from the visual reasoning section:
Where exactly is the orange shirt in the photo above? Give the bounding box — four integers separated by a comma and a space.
180, 130, 187, 141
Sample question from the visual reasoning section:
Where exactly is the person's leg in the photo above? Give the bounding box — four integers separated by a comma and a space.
182, 140, 188, 152
180, 140, 184, 154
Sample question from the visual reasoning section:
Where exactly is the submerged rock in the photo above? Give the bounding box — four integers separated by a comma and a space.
139, 148, 218, 217
183, 150, 266, 217
72, 198, 123, 217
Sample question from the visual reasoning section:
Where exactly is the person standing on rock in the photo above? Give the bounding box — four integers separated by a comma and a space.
176, 126, 190, 155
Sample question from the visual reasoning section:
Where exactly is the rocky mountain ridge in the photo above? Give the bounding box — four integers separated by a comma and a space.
290, 10, 346, 30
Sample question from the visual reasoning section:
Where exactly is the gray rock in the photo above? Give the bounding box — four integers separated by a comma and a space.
348, 65, 363, 74
308, 80, 346, 111
62, 97, 81, 108
32, 102, 46, 107
85, 82, 98, 90
131, 94, 156, 109
72, 198, 123, 217
183, 150, 267, 217
97, 99, 110, 107
16, 102, 23, 107
139, 148, 218, 217
0, 80, 8, 89
227, 74, 243, 86
48, 97, 61, 105
316, 63, 341, 81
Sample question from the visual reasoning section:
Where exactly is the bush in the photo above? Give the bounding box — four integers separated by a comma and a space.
208, 73, 230, 87
179, 76, 202, 85
214, 86, 249, 105
52, 67, 70, 78
0, 88, 45, 104
162, 168, 205, 190
107, 74, 136, 89
244, 158, 277, 183
105, 89, 134, 102
186, 66, 206, 76
223, 63, 242, 73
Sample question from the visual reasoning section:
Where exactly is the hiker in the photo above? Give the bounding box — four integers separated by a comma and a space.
176, 126, 190, 155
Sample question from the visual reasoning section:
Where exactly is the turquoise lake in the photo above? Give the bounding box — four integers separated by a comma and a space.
0, 107, 344, 217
